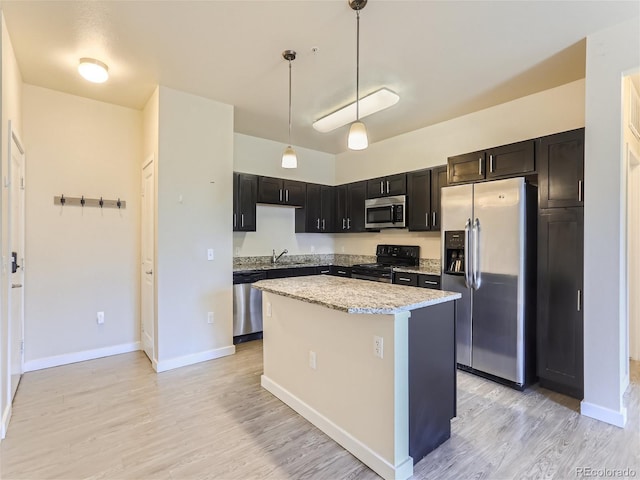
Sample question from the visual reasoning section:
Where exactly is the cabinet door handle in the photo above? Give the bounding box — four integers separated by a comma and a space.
322, 219, 325, 230
432, 211, 436, 227
380, 181, 384, 195
234, 213, 237, 228
286, 189, 289, 202
425, 213, 429, 227
423, 280, 438, 285
320, 269, 330, 274
479, 158, 483, 176
398, 277, 411, 282
317, 218, 320, 230
386, 180, 390, 194
578, 180, 583, 202
577, 290, 582, 312
489, 154, 494, 173
347, 218, 351, 229
279, 189, 283, 202
337, 270, 346, 275
241, 214, 244, 227
342, 218, 346, 230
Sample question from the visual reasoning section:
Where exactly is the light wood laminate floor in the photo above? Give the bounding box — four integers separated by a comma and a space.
1, 341, 638, 480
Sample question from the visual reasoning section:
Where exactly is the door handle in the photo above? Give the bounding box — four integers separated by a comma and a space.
489, 154, 494, 173
233, 213, 237, 228
322, 219, 325, 230
422, 280, 439, 285
317, 218, 320, 230
578, 180, 583, 202
279, 189, 283, 202
464, 219, 472, 289
286, 189, 289, 202
342, 218, 346, 230
145, 270, 153, 275
380, 181, 384, 195
472, 218, 481, 290
478, 158, 483, 176
577, 290, 582, 312
11, 284, 22, 289
386, 180, 390, 194
432, 211, 436, 227
347, 218, 351, 229
241, 214, 244, 227
425, 213, 429, 228
398, 277, 411, 282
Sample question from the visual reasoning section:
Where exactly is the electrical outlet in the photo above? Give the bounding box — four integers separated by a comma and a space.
266, 302, 272, 317
373, 336, 383, 358
309, 351, 317, 370
97, 311, 105, 325
207, 248, 214, 260
207, 312, 214, 324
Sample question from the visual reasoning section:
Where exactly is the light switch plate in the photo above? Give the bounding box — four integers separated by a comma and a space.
207, 248, 214, 260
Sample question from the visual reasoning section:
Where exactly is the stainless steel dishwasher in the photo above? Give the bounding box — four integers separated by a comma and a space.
233, 270, 267, 344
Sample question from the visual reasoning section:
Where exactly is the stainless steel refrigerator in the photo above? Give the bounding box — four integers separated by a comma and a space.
441, 177, 536, 388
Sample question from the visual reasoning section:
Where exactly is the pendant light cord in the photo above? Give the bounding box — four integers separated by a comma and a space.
356, 9, 360, 121
288, 59, 293, 145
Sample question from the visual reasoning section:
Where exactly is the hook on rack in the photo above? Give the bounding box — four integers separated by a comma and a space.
80, 195, 85, 206
99, 197, 104, 208
60, 194, 66, 205
117, 198, 122, 209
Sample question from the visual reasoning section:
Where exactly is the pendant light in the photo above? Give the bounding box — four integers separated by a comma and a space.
282, 50, 298, 169
348, 0, 368, 151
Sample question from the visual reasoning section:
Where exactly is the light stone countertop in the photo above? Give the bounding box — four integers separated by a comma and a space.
392, 266, 441, 276
253, 275, 460, 314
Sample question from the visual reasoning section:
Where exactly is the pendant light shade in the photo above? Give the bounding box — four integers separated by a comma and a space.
282, 50, 297, 169
282, 145, 297, 169
348, 0, 369, 151
348, 121, 368, 150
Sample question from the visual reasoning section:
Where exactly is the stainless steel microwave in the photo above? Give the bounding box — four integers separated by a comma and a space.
365, 195, 406, 229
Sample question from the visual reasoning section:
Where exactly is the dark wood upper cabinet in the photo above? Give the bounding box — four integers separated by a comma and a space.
335, 181, 367, 232
430, 166, 448, 231
537, 206, 584, 399
407, 169, 431, 231
233, 172, 257, 232
366, 173, 407, 198
257, 176, 306, 207
448, 151, 485, 184
538, 128, 584, 209
296, 184, 334, 233
486, 140, 535, 179
407, 165, 447, 232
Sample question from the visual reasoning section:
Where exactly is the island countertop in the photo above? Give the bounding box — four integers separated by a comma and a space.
253, 275, 460, 314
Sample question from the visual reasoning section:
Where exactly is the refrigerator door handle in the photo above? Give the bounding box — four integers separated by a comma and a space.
464, 218, 472, 288
472, 218, 482, 290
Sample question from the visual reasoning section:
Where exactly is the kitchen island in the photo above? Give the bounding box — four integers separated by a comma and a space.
252, 276, 460, 480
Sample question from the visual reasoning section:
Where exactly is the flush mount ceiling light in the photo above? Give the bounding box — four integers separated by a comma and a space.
282, 50, 298, 169
78, 57, 109, 83
312, 88, 399, 133
348, 0, 368, 151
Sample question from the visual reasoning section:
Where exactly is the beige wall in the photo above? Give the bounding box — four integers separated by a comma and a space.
583, 17, 640, 427
22, 85, 142, 367
155, 86, 234, 368
1, 11, 23, 437
335, 79, 586, 184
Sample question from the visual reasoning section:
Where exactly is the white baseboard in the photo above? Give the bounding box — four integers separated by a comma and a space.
154, 345, 235, 373
24, 342, 141, 372
1, 403, 11, 440
581, 401, 628, 428
261, 375, 413, 480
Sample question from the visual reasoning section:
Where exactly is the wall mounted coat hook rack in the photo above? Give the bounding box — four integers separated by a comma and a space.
54, 195, 126, 209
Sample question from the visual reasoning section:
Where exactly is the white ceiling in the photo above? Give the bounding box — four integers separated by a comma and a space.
2, 1, 639, 154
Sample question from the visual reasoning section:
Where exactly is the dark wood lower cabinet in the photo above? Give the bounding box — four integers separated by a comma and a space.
537, 207, 584, 399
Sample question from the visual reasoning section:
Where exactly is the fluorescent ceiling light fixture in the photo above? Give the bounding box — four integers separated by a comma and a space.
78, 57, 109, 83
312, 88, 399, 133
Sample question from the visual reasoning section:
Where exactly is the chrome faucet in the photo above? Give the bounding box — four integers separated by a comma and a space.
272, 248, 288, 264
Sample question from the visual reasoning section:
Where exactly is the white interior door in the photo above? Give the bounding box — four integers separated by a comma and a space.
141, 156, 155, 362
628, 145, 640, 361
8, 125, 25, 402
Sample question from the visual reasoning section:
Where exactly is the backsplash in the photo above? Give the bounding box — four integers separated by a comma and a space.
233, 253, 440, 270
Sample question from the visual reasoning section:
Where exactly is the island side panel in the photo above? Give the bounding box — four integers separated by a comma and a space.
261, 292, 412, 479
408, 301, 456, 464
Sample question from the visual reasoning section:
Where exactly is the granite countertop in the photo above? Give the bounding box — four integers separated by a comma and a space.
233, 262, 353, 272
392, 266, 441, 276
253, 275, 460, 314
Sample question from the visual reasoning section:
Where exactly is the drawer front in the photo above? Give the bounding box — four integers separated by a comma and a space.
418, 274, 441, 289
331, 266, 352, 277
317, 266, 332, 275
393, 272, 418, 286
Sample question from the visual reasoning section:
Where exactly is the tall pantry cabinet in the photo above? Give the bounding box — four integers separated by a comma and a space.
536, 128, 585, 399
